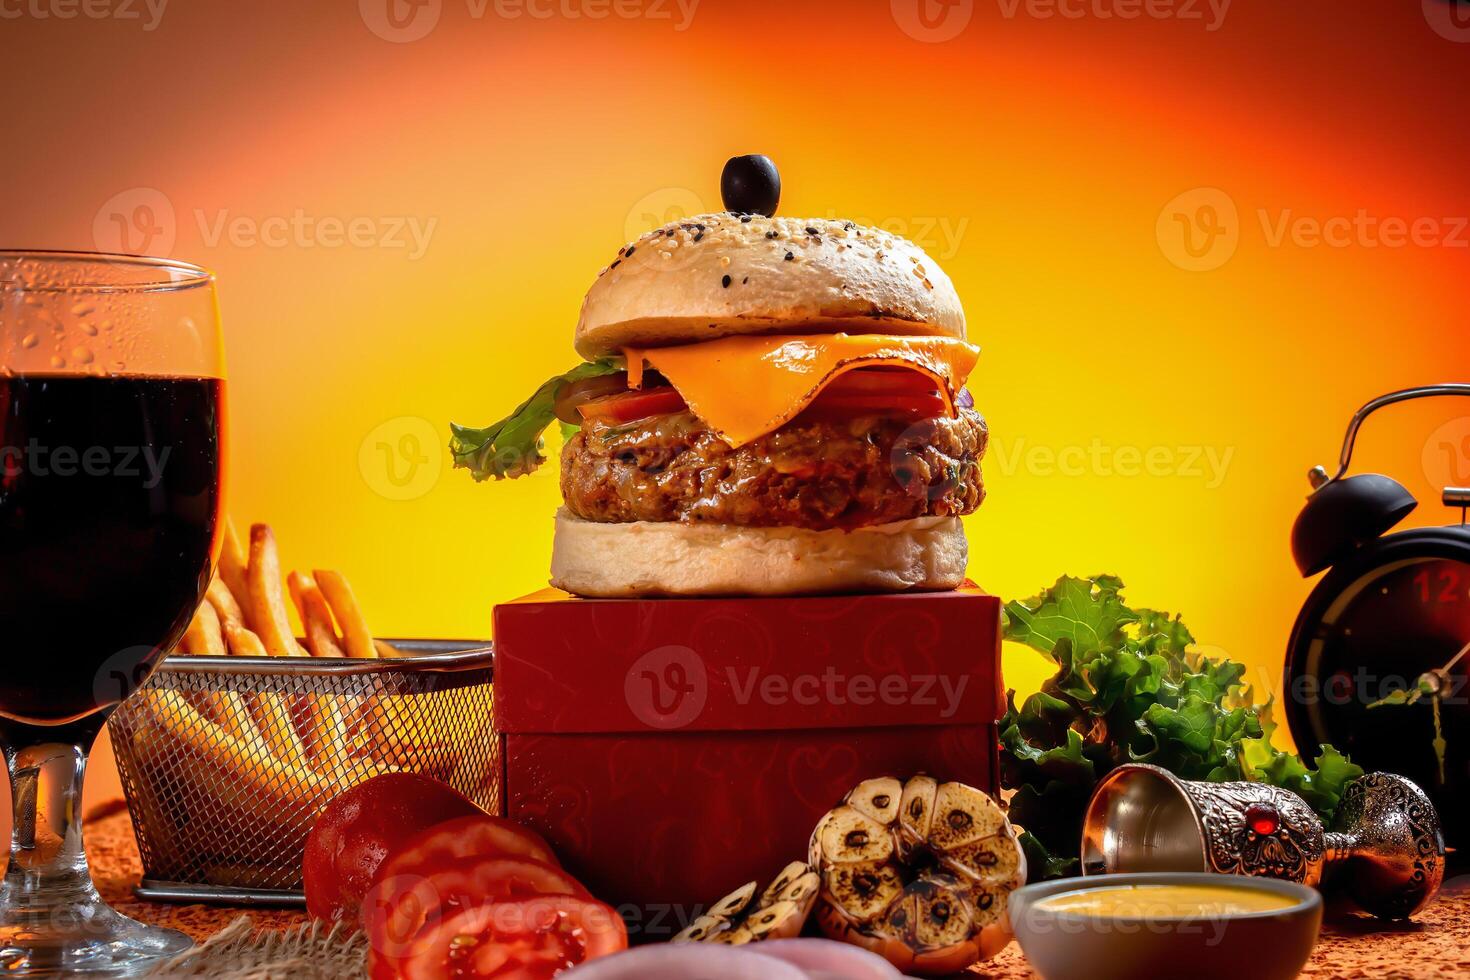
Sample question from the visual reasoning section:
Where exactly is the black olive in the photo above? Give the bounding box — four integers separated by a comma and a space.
720, 154, 780, 218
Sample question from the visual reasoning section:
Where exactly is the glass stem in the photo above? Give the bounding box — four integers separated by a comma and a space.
3, 737, 98, 916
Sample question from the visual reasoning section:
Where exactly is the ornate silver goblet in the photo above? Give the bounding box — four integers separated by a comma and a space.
1080, 765, 1444, 920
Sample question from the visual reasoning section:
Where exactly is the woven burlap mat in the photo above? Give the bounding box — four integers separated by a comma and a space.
146, 917, 366, 979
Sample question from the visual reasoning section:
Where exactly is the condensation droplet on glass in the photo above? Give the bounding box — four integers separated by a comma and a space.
80, 322, 99, 336
49, 356, 65, 369
70, 302, 95, 317
71, 347, 94, 365
113, 361, 126, 371
19, 334, 37, 349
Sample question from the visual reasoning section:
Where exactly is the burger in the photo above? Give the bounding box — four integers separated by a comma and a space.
451, 156, 987, 598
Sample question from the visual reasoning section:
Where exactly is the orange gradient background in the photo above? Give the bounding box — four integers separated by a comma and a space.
2, 1, 1469, 807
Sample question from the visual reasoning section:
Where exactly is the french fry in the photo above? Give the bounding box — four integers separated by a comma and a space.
206, 576, 246, 630
211, 690, 259, 743
136, 691, 336, 803
182, 599, 227, 656
288, 572, 345, 658
314, 570, 376, 660
304, 695, 350, 769
130, 691, 400, 871
224, 623, 307, 768
374, 639, 407, 659
247, 524, 307, 658
218, 517, 250, 615
287, 571, 353, 765
179, 600, 260, 737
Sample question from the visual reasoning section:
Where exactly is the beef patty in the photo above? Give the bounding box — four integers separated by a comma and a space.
560, 408, 987, 530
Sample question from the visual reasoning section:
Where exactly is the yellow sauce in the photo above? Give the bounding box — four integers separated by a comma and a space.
1036, 883, 1299, 917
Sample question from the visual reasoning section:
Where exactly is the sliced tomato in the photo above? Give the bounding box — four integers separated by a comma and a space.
364, 856, 588, 966
577, 386, 687, 424
303, 773, 483, 929
382, 895, 627, 980
372, 815, 561, 892
820, 366, 943, 397
553, 373, 631, 425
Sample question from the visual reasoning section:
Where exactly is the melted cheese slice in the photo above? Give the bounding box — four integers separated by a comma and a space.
624, 334, 980, 447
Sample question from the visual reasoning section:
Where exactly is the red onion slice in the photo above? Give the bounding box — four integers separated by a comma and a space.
560, 944, 809, 980
753, 939, 904, 979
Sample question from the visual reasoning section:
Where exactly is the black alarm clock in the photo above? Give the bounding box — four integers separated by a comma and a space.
1284, 384, 1469, 855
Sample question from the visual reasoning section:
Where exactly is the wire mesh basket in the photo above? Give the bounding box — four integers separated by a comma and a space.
107, 640, 497, 905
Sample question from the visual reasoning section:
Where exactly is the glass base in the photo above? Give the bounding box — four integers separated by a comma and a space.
0, 897, 193, 977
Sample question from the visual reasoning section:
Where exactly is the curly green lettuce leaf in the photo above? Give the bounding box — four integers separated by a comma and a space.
449, 360, 621, 481
1000, 574, 1363, 881
1003, 574, 1137, 660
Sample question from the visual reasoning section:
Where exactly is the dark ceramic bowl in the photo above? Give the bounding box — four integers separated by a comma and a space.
1008, 872, 1322, 980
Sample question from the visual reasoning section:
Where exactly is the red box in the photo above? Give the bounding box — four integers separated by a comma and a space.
492, 585, 1003, 929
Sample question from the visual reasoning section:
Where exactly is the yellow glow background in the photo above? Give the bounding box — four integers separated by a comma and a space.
2, 2, 1469, 807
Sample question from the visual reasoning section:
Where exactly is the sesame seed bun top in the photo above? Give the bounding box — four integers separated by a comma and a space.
574, 213, 966, 360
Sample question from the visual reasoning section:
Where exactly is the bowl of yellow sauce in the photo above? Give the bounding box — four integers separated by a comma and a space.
1009, 873, 1321, 980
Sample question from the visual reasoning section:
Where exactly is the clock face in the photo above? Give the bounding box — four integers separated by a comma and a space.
1292, 554, 1468, 842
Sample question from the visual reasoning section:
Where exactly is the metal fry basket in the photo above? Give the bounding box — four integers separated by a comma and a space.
107, 641, 497, 905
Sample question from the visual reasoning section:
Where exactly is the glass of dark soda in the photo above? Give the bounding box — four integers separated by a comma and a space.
0, 251, 223, 974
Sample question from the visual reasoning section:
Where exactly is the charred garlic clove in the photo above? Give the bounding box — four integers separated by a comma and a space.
673, 861, 819, 946
810, 774, 1026, 977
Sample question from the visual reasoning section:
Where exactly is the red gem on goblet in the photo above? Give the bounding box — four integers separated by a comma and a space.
1245, 802, 1280, 836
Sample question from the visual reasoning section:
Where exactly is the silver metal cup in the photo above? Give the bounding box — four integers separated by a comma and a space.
1081, 765, 1445, 919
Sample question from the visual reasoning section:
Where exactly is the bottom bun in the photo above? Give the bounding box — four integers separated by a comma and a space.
549, 509, 968, 598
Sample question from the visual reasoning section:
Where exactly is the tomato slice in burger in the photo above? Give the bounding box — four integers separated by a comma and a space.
577, 386, 687, 424
365, 857, 589, 970
392, 895, 627, 980
821, 366, 944, 396
803, 368, 949, 420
